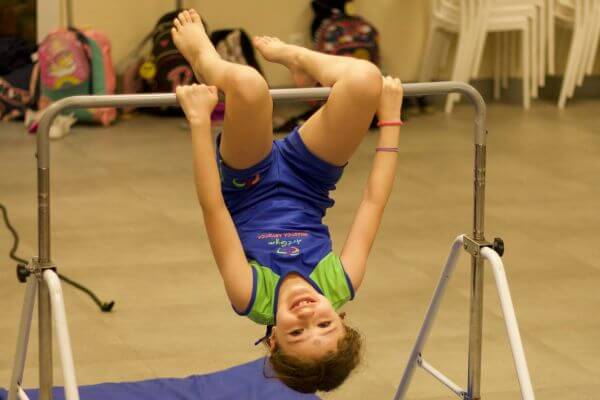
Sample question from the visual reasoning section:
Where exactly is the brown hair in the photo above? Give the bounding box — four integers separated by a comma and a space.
267, 324, 362, 393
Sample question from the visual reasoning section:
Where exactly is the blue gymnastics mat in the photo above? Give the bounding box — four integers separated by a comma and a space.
0, 358, 319, 400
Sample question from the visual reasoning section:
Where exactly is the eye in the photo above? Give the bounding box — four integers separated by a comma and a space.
290, 329, 303, 336
318, 321, 331, 328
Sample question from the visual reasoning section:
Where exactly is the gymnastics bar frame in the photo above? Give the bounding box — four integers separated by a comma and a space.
7, 82, 534, 400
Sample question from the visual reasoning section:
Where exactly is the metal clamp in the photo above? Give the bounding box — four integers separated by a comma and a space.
22, 257, 56, 280
463, 236, 505, 258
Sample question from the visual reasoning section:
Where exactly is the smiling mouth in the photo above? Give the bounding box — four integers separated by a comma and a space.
290, 296, 317, 311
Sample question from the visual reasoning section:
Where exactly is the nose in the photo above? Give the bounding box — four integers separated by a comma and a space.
297, 307, 315, 320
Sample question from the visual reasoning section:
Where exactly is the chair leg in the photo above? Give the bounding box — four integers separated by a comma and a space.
530, 14, 539, 99
548, 0, 556, 75
503, 32, 510, 89
494, 33, 502, 100
575, 1, 597, 88
420, 23, 441, 82
445, 32, 472, 113
586, 10, 600, 74
559, 22, 585, 108
522, 27, 531, 109
573, 17, 591, 92
470, 7, 490, 80
539, 3, 546, 87
512, 30, 520, 78
471, 32, 488, 80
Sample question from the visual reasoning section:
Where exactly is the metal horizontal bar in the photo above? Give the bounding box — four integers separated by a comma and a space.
418, 356, 466, 399
37, 81, 486, 168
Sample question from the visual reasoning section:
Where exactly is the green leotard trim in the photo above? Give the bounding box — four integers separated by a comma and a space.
309, 252, 354, 310
246, 261, 280, 325
245, 252, 353, 325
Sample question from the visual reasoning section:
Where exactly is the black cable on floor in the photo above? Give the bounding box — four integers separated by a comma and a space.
1, 202, 114, 312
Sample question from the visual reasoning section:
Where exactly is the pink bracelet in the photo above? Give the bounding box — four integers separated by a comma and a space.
376, 147, 399, 153
377, 120, 403, 127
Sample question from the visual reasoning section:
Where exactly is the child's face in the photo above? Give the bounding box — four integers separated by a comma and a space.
272, 287, 345, 359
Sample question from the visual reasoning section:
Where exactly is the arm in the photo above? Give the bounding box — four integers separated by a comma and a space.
177, 84, 253, 312
340, 77, 403, 291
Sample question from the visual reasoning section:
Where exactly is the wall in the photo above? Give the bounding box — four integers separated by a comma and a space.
57, 0, 600, 86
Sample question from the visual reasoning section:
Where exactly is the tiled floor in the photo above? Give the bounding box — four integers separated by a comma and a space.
1, 99, 599, 399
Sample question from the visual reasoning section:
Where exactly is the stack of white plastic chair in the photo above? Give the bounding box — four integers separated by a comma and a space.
493, 1, 547, 105
419, 0, 490, 113
463, 0, 546, 110
550, 0, 600, 108
421, 0, 545, 112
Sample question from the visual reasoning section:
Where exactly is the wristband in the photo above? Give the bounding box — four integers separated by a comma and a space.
375, 147, 399, 153
377, 120, 403, 127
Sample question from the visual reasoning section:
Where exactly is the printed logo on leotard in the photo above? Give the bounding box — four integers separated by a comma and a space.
232, 173, 261, 189
276, 246, 300, 256
257, 232, 308, 257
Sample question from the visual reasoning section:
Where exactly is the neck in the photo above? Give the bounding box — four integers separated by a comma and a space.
279, 272, 313, 294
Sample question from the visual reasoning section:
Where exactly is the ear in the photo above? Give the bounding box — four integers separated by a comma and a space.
268, 328, 277, 353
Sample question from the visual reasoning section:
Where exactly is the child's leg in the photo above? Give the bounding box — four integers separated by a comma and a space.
172, 10, 273, 169
254, 37, 382, 166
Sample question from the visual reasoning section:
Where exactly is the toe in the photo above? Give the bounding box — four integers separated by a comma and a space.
182, 10, 192, 23
173, 18, 182, 30
189, 9, 200, 22
177, 12, 187, 25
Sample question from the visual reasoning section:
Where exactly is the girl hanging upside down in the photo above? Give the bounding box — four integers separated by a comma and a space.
171, 9, 403, 393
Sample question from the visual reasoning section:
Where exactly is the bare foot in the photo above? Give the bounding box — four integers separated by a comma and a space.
253, 36, 316, 87
171, 9, 218, 72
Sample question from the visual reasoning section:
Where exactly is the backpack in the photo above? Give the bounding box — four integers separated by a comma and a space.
0, 37, 37, 75
210, 29, 263, 75
0, 37, 38, 121
38, 28, 116, 125
314, 11, 379, 65
0, 62, 38, 121
128, 11, 198, 115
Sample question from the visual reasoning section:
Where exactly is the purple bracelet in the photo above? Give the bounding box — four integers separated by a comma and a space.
375, 147, 399, 153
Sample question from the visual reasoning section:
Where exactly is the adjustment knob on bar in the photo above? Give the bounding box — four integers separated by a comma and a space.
16, 264, 30, 283
493, 237, 505, 257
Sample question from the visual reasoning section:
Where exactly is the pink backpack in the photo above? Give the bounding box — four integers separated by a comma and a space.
38, 28, 116, 125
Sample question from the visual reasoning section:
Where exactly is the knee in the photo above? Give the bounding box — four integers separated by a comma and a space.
344, 60, 382, 102
227, 66, 270, 104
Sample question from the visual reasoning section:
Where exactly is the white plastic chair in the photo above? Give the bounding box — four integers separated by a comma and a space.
554, 0, 597, 107
467, 0, 537, 109
420, 0, 488, 113
585, 1, 600, 78
573, 0, 600, 94
422, 0, 538, 111
490, 0, 547, 89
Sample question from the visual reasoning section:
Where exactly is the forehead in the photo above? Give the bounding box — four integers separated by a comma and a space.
289, 336, 341, 358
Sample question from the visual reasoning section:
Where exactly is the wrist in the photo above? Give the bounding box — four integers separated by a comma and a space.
189, 116, 211, 128
378, 114, 401, 122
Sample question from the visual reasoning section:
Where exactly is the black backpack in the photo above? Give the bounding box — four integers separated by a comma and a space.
0, 37, 38, 121
135, 11, 201, 114
145, 11, 197, 92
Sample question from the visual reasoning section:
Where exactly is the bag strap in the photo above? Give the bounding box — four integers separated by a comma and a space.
67, 27, 94, 94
